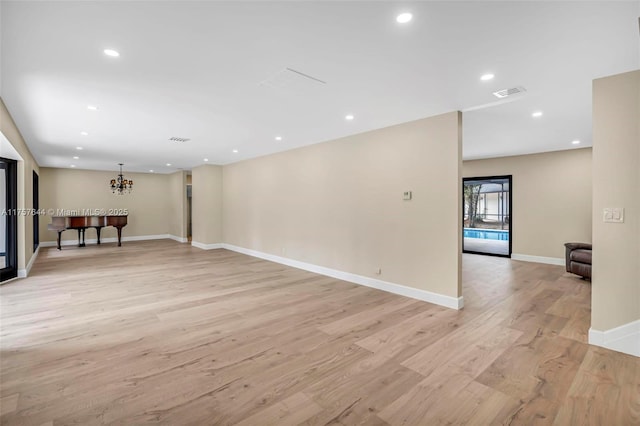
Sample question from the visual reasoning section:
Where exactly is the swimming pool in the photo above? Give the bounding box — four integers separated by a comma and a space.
463, 228, 509, 241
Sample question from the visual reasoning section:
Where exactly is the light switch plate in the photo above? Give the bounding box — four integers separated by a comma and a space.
603, 207, 624, 223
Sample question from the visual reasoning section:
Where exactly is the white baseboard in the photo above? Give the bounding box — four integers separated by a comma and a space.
511, 253, 564, 266
18, 246, 40, 278
191, 241, 223, 250
589, 320, 640, 357
40, 241, 61, 247
40, 234, 173, 248
221, 243, 463, 310
169, 235, 188, 243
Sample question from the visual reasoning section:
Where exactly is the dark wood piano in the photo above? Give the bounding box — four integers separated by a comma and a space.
48, 216, 128, 250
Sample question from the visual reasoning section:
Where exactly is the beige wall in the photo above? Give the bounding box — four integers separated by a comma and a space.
39, 168, 173, 243
592, 70, 640, 331
0, 98, 40, 270
463, 148, 592, 259
192, 165, 222, 245
223, 112, 462, 298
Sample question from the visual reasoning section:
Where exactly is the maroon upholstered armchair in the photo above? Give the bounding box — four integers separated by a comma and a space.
564, 242, 592, 280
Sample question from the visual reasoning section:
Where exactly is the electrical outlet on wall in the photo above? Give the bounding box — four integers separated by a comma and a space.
403, 191, 412, 201
375, 268, 382, 275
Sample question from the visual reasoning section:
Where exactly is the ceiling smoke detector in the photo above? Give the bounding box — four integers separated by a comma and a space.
493, 86, 527, 98
169, 137, 190, 143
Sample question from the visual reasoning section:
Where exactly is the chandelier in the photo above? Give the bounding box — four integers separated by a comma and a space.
110, 163, 133, 195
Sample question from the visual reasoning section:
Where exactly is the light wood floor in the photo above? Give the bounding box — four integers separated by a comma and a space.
1, 240, 638, 425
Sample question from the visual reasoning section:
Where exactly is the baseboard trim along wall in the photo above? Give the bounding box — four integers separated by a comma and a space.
18, 246, 40, 278
40, 234, 174, 248
191, 241, 223, 250
511, 253, 564, 266
589, 320, 640, 357
169, 235, 189, 243
221, 243, 464, 310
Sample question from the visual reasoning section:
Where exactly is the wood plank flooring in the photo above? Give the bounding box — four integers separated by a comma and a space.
1, 240, 638, 425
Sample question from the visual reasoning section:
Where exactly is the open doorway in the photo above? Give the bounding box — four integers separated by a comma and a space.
463, 175, 511, 257
186, 184, 192, 242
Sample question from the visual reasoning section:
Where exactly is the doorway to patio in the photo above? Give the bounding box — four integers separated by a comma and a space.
463, 175, 511, 257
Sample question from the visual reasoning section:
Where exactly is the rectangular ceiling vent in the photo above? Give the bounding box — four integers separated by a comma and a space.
169, 137, 190, 143
493, 86, 526, 98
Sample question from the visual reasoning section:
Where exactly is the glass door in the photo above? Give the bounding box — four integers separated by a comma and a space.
463, 175, 512, 257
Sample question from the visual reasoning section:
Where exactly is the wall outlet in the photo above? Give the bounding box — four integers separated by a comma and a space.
375, 268, 382, 275
403, 191, 412, 201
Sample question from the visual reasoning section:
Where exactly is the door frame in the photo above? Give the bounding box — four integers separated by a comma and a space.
33, 170, 39, 251
1, 157, 18, 282
462, 175, 512, 258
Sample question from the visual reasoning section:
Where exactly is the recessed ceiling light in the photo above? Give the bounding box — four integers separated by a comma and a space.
80, 131, 89, 136
480, 73, 495, 81
87, 105, 98, 111
275, 136, 282, 141
345, 114, 355, 121
103, 49, 120, 57
149, 169, 154, 173
73, 156, 79, 160
166, 163, 172, 166
204, 158, 209, 162
572, 140, 581, 145
76, 146, 83, 150
232, 149, 238, 153
70, 165, 76, 168
532, 111, 543, 118
396, 13, 413, 24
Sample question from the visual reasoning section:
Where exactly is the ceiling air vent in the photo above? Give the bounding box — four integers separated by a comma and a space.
493, 86, 527, 98
169, 137, 190, 143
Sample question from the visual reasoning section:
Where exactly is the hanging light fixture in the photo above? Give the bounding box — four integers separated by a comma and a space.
110, 163, 133, 195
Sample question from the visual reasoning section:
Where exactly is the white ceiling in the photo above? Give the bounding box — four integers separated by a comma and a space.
1, 1, 638, 173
